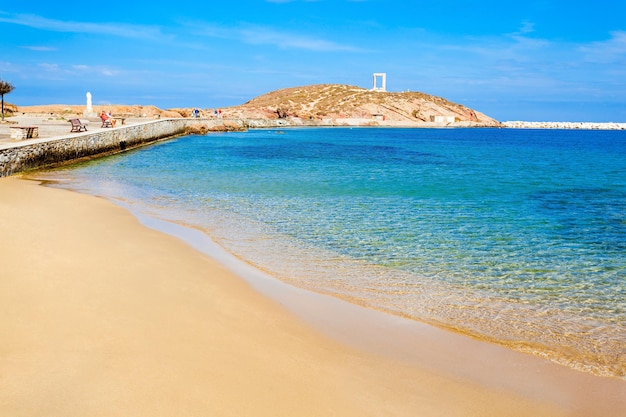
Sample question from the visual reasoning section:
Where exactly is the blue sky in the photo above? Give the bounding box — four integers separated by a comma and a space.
1, 0, 625, 121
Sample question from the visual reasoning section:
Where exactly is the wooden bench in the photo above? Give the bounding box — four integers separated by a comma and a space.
113, 117, 126, 125
10, 126, 39, 140
69, 118, 87, 132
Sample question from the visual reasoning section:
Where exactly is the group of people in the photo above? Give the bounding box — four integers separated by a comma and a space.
192, 108, 223, 118
99, 110, 116, 127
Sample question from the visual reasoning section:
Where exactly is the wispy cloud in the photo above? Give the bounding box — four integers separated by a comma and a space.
580, 31, 626, 63
38, 63, 59, 72
265, 0, 324, 3
409, 26, 626, 104
514, 21, 536, 35
0, 12, 165, 40
191, 22, 361, 52
240, 25, 359, 51
0, 61, 20, 73
22, 45, 57, 51
72, 64, 119, 77
36, 62, 119, 77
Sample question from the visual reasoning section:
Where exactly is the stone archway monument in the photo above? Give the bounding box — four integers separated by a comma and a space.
372, 73, 387, 92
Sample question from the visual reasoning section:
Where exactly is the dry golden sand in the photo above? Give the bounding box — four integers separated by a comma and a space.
1, 177, 624, 416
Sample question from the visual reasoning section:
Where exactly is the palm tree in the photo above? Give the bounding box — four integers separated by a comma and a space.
0, 79, 15, 121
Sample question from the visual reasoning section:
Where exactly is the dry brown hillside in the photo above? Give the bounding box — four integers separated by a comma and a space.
224, 84, 499, 126
15, 104, 183, 119
14, 84, 498, 127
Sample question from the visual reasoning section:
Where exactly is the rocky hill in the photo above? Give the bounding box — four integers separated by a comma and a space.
222, 84, 500, 127
14, 84, 499, 128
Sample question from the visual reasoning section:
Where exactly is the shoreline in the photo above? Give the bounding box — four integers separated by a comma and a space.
130, 203, 626, 384
116, 189, 624, 381
2, 114, 624, 176
1, 176, 625, 416
2, 114, 625, 151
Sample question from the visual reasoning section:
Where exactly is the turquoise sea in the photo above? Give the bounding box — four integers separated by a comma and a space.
46, 127, 625, 378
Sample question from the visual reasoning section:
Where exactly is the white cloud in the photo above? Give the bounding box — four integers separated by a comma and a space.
72, 65, 89, 70
72, 64, 119, 77
580, 31, 626, 63
35, 62, 119, 78
265, 0, 324, 2
22, 45, 57, 51
100, 68, 118, 77
517, 21, 535, 35
38, 63, 60, 71
192, 23, 360, 52
0, 61, 20, 73
239, 25, 359, 51
0, 12, 164, 40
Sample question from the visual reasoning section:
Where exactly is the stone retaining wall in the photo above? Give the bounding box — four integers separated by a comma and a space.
0, 119, 231, 177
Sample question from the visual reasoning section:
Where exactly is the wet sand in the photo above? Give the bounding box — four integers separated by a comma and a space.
1, 176, 624, 416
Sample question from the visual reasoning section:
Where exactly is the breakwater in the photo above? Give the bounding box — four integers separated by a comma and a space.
0, 119, 245, 177
503, 121, 626, 130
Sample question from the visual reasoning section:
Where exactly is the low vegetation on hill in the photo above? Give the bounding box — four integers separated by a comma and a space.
226, 84, 499, 126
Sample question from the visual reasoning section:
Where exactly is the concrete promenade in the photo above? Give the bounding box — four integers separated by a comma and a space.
0, 117, 221, 177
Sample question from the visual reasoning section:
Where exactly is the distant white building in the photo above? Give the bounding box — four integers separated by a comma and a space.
430, 115, 457, 123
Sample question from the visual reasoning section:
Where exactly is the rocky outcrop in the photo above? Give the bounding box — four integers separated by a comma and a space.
208, 120, 248, 132
184, 124, 211, 135
185, 121, 248, 133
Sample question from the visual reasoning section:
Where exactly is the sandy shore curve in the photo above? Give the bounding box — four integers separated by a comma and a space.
1, 177, 624, 416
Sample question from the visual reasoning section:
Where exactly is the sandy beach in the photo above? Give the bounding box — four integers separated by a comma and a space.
1, 176, 625, 416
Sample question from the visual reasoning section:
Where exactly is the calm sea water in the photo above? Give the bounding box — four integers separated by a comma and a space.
46, 127, 626, 378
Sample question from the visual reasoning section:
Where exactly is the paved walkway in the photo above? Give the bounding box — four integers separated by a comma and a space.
0, 116, 148, 149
